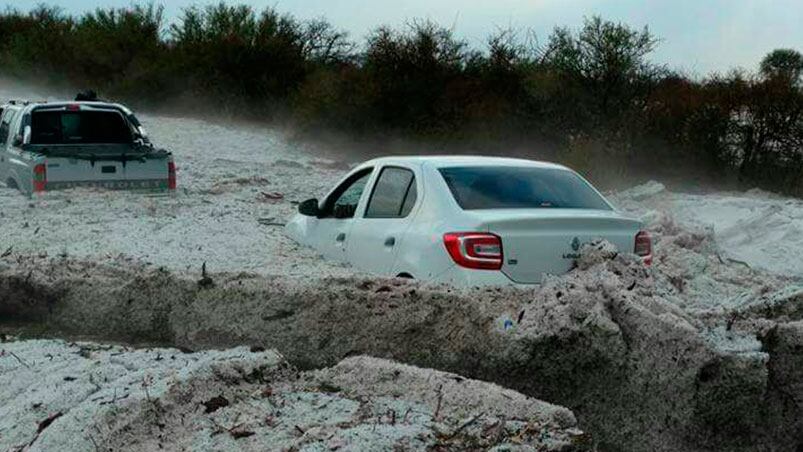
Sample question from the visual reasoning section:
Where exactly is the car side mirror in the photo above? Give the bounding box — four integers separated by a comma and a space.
13, 126, 31, 147
132, 132, 146, 146
298, 198, 320, 217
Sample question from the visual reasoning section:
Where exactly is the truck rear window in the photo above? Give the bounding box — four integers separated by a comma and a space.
31, 110, 133, 145
439, 166, 611, 211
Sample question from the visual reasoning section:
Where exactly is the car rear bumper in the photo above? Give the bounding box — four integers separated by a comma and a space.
432, 265, 531, 287
44, 179, 171, 191
431, 254, 652, 287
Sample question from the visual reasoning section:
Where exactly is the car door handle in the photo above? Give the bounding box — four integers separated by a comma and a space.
336, 233, 346, 242
384, 237, 396, 247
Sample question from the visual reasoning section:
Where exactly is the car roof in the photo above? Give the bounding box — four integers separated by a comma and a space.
31, 101, 132, 113
0, 102, 25, 110
360, 155, 570, 171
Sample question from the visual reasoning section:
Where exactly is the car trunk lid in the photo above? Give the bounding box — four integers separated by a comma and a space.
475, 209, 642, 284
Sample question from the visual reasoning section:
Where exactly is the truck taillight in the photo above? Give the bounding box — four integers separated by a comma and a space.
167, 161, 176, 190
635, 230, 652, 266
444, 232, 503, 270
33, 164, 47, 192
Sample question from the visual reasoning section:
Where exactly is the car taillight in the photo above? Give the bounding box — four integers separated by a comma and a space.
444, 232, 503, 270
167, 161, 176, 190
33, 163, 47, 192
635, 230, 652, 266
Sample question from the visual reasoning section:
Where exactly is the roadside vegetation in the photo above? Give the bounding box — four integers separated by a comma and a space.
0, 3, 801, 194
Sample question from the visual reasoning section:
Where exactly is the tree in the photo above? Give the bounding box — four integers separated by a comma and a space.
363, 20, 467, 132
538, 16, 662, 143
760, 48, 803, 85
300, 19, 354, 65
541, 16, 659, 85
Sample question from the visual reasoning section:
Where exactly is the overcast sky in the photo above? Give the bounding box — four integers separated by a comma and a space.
3, 0, 802, 75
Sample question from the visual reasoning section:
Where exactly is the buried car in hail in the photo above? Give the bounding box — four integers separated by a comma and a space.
287, 156, 652, 286
0, 99, 175, 195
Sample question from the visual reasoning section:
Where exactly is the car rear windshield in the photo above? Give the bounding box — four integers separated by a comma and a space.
439, 166, 611, 210
31, 110, 133, 145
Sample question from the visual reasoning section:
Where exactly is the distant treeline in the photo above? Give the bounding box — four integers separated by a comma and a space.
1, 3, 802, 193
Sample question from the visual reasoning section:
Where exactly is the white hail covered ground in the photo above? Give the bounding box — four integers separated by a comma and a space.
1, 80, 801, 290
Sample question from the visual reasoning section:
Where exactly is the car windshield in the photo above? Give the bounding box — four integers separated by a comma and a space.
439, 166, 611, 210
30, 110, 133, 145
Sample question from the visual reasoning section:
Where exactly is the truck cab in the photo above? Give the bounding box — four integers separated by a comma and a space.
0, 101, 25, 191
0, 99, 176, 195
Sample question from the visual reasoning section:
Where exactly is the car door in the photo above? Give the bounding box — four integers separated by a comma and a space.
312, 167, 374, 262
4, 109, 28, 192
347, 165, 420, 275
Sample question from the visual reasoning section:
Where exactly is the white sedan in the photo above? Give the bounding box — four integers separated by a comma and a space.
286, 156, 651, 286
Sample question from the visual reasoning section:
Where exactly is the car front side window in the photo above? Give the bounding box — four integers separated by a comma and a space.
321, 169, 373, 219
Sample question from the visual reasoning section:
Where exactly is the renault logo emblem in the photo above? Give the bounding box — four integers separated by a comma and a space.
571, 237, 581, 251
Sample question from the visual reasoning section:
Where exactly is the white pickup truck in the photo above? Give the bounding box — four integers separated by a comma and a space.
0, 99, 175, 195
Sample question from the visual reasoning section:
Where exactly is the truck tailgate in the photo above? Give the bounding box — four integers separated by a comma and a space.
44, 155, 171, 190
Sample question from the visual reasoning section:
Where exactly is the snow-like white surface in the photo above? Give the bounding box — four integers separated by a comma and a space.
2, 81, 802, 452
668, 191, 803, 276
0, 81, 357, 277
2, 81, 802, 284
0, 340, 579, 451
613, 182, 803, 279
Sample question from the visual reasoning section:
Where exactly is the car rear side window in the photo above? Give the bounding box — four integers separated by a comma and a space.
31, 110, 133, 145
366, 167, 417, 218
399, 180, 417, 217
439, 166, 611, 211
